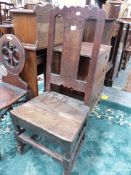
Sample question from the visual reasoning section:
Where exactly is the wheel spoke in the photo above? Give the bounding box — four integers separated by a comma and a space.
2, 42, 20, 67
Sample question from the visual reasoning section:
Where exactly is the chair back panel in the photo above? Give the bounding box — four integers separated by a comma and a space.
46, 6, 106, 104
0, 34, 27, 90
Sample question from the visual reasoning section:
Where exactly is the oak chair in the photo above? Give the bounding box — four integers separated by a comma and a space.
0, 34, 28, 120
10, 6, 106, 175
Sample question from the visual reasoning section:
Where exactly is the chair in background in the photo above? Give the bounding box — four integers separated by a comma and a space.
0, 2, 14, 38
10, 6, 106, 175
0, 2, 15, 23
0, 34, 28, 120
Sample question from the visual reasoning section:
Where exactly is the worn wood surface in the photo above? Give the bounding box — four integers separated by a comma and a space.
0, 82, 27, 110
11, 91, 89, 142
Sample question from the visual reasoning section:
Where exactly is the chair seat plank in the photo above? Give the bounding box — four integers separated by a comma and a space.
11, 92, 89, 142
0, 82, 27, 110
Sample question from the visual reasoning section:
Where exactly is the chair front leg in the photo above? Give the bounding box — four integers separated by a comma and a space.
63, 144, 72, 175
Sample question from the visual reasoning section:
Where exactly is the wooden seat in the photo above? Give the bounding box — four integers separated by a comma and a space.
0, 82, 27, 110
11, 91, 89, 142
10, 6, 106, 175
0, 34, 28, 119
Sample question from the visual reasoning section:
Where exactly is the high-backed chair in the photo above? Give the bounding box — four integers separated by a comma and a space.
10, 6, 106, 175
0, 34, 28, 119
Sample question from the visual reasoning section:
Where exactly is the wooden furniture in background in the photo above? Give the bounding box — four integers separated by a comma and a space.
105, 19, 131, 85
0, 2, 14, 37
83, 18, 120, 86
83, 18, 114, 45
0, 23, 14, 36
0, 34, 28, 119
0, 2, 14, 23
100, 1, 130, 85
108, 1, 123, 19
103, 1, 123, 19
118, 21, 130, 71
10, 6, 108, 175
10, 3, 64, 97
105, 20, 126, 85
119, 18, 131, 70
24, 3, 36, 9
86, 0, 91, 5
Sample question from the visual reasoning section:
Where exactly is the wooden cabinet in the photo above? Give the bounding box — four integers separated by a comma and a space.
103, 1, 123, 19
11, 4, 63, 49
108, 1, 123, 19
10, 3, 64, 97
119, 18, 131, 70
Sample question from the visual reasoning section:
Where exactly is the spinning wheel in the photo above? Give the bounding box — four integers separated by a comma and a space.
0, 34, 25, 74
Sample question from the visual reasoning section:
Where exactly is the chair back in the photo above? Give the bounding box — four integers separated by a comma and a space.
46, 5, 106, 105
0, 34, 27, 90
